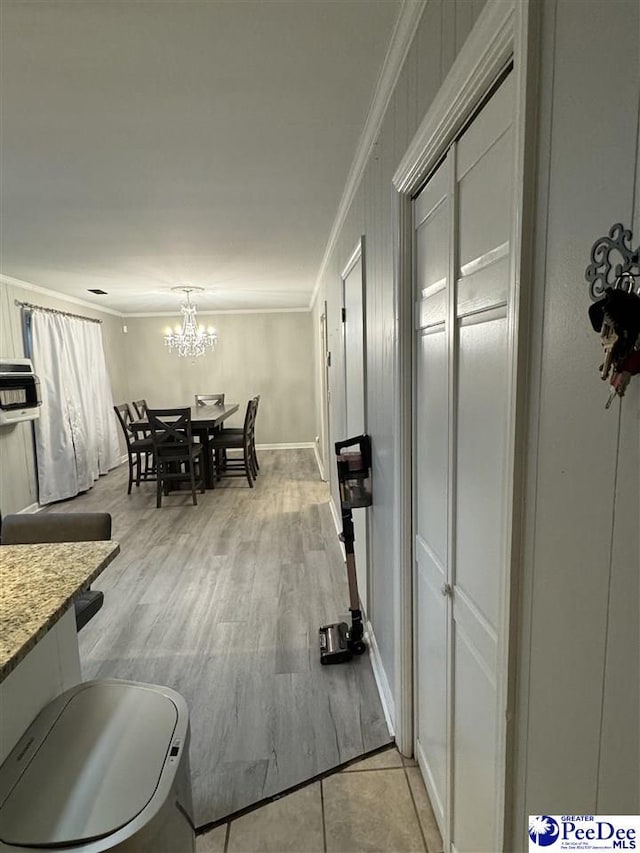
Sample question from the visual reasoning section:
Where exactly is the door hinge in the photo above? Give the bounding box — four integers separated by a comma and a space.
327, 351, 332, 367
341, 307, 346, 323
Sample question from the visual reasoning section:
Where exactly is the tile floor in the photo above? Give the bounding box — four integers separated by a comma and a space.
196, 747, 443, 853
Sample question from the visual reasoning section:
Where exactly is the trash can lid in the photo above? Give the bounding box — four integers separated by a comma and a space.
0, 681, 179, 847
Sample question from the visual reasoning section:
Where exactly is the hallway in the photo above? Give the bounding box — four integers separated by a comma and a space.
43, 449, 390, 827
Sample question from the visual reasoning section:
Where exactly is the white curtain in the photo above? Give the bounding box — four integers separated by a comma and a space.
31, 310, 120, 505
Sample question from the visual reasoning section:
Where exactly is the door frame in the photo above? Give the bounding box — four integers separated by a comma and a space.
341, 237, 369, 613
341, 236, 367, 435
319, 302, 330, 481
391, 0, 538, 846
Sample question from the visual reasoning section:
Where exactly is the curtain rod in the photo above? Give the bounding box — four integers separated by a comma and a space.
14, 300, 102, 325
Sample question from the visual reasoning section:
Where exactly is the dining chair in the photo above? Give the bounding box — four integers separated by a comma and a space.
0, 512, 111, 631
250, 394, 260, 473
113, 403, 155, 493
222, 394, 260, 477
132, 399, 148, 419
194, 394, 225, 454
131, 399, 156, 477
195, 393, 225, 407
146, 408, 205, 507
209, 398, 257, 487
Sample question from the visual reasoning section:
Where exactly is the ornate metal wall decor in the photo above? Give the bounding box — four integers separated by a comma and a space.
585, 222, 640, 301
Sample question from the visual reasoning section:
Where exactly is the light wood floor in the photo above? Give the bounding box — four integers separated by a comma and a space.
43, 449, 391, 827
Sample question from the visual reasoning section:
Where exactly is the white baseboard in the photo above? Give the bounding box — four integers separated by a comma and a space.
329, 495, 341, 536
366, 619, 396, 737
313, 442, 327, 481
255, 442, 315, 450
17, 501, 41, 514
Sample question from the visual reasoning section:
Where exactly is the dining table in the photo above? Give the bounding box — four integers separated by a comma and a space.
131, 402, 239, 489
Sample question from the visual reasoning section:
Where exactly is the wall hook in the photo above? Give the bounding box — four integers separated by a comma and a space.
585, 222, 640, 301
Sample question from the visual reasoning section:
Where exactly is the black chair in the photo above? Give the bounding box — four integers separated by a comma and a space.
131, 400, 156, 477
146, 408, 205, 507
194, 394, 226, 455
114, 404, 155, 494
132, 399, 148, 419
222, 394, 260, 477
209, 398, 257, 488
0, 513, 111, 631
195, 393, 225, 407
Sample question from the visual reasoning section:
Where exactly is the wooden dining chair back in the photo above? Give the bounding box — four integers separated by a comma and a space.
221, 394, 260, 477
0, 512, 112, 631
130, 399, 156, 478
132, 399, 148, 419
195, 393, 225, 407
146, 408, 204, 507
251, 395, 260, 473
209, 397, 257, 488
113, 403, 155, 493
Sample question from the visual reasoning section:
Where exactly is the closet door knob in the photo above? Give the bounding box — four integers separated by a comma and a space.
441, 582, 452, 597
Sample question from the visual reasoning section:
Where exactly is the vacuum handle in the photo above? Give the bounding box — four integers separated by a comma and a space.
335, 434, 366, 454
334, 434, 371, 470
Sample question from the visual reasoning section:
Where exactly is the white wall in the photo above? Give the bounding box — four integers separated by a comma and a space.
0, 278, 129, 515
511, 0, 639, 843
313, 0, 487, 725
313, 0, 638, 842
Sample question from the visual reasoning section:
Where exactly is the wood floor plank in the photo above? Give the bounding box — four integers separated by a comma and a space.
43, 449, 391, 826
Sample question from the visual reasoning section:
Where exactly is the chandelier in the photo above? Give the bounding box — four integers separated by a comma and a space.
164, 287, 217, 358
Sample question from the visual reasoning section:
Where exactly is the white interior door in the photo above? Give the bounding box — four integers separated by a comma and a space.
414, 157, 451, 833
343, 244, 368, 613
413, 72, 515, 853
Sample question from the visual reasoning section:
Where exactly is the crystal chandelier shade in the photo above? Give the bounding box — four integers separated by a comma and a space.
164, 287, 217, 358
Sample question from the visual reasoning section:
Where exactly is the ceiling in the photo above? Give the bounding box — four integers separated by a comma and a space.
0, 0, 403, 314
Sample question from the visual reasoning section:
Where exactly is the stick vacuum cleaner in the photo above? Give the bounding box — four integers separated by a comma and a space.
319, 434, 372, 665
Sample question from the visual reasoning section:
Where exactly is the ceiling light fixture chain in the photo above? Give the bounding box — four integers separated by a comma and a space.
164, 286, 217, 358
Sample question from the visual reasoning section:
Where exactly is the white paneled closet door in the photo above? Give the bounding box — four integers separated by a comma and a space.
413, 72, 515, 853
414, 157, 450, 833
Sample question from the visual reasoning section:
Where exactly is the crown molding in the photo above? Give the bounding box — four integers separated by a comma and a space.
309, 0, 426, 309
0, 274, 125, 318
394, 0, 515, 192
126, 306, 311, 318
1, 275, 311, 317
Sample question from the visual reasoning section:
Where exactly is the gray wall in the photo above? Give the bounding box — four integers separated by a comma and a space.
511, 0, 639, 842
123, 311, 315, 445
0, 278, 129, 515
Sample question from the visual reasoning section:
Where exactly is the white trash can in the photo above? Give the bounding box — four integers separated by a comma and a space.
0, 680, 194, 852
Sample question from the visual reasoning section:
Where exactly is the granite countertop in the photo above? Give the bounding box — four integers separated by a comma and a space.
0, 541, 120, 682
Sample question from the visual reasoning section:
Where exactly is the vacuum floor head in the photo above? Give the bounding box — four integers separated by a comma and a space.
319, 622, 352, 665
